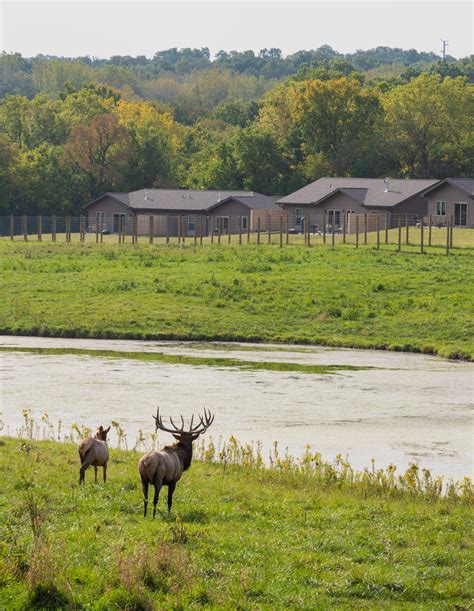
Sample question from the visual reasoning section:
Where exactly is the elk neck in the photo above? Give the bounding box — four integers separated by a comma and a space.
172, 439, 193, 471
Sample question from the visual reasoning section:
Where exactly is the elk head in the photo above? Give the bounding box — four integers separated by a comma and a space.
153, 407, 214, 446
95, 425, 111, 442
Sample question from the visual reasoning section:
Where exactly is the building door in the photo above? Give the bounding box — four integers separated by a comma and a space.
113, 213, 126, 233
295, 208, 304, 233
454, 203, 467, 227
216, 216, 229, 234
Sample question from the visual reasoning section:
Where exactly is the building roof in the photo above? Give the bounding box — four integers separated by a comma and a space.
85, 189, 281, 212
278, 177, 439, 208
422, 178, 474, 198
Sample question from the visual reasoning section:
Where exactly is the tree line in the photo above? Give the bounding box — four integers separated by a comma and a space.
0, 49, 473, 214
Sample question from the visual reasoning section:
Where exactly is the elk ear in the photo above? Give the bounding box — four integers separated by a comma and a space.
172, 434, 181, 440
191, 433, 200, 441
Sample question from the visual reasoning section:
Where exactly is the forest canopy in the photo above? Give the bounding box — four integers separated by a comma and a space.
0, 46, 473, 214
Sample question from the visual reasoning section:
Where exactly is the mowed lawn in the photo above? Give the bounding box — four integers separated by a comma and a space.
0, 240, 473, 359
0, 437, 472, 609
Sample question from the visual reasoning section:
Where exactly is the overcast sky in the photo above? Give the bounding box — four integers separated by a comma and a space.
1, 0, 472, 59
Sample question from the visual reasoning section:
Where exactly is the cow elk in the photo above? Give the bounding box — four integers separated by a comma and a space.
78, 425, 110, 484
138, 408, 214, 517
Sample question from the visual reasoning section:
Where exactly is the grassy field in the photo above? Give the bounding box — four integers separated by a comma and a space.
0, 240, 473, 359
0, 436, 472, 609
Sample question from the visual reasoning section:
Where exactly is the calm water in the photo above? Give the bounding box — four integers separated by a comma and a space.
1, 336, 472, 480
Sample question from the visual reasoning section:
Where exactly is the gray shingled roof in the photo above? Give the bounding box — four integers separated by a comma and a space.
423, 178, 474, 198
85, 189, 280, 212
278, 177, 439, 208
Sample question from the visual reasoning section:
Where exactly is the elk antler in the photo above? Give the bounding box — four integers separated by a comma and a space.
190, 408, 215, 435
153, 407, 214, 436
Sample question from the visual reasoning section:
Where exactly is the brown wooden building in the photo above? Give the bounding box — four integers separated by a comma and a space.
84, 189, 284, 236
278, 177, 439, 233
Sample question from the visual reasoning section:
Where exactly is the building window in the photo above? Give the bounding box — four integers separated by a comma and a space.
240, 216, 248, 231
436, 201, 446, 216
188, 216, 196, 234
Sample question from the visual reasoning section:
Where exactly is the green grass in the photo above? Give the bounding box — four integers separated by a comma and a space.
0, 436, 472, 609
0, 241, 473, 360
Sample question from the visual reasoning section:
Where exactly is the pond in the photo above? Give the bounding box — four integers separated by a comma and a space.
1, 335, 472, 480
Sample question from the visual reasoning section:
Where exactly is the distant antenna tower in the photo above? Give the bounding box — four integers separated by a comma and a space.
440, 39, 449, 61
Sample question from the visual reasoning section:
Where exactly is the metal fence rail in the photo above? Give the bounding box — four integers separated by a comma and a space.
0, 212, 469, 255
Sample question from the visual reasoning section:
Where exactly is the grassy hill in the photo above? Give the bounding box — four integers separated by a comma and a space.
0, 436, 472, 609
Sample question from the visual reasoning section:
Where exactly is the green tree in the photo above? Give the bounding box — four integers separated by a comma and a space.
64, 114, 131, 197
383, 74, 474, 177
291, 78, 382, 175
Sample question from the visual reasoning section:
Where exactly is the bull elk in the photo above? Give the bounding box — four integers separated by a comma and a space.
78, 425, 110, 484
138, 408, 214, 517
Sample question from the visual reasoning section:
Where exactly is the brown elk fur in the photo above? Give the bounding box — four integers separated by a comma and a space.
138, 409, 213, 517
78, 425, 110, 484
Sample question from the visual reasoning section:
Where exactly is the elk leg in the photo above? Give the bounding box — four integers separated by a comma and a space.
103, 463, 107, 484
167, 482, 176, 513
152, 475, 163, 519
141, 475, 149, 517
79, 453, 94, 485
94, 466, 98, 483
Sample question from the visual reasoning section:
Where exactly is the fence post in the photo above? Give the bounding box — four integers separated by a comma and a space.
118, 217, 122, 244
52, 215, 56, 242
95, 216, 99, 243
10, 214, 14, 240
257, 217, 260, 245
364, 214, 368, 245
37, 215, 42, 241
210, 217, 214, 244
307, 214, 311, 246
385, 213, 389, 245
217, 220, 221, 245
376, 215, 380, 249
279, 216, 283, 247
239, 217, 242, 245
194, 220, 197, 246
65, 216, 70, 242
342, 212, 346, 244
228, 221, 231, 245
397, 217, 402, 252
428, 214, 432, 247
165, 219, 169, 244
355, 216, 359, 248
80, 215, 85, 242
200, 216, 203, 246
177, 215, 181, 244
285, 214, 289, 245
331, 218, 335, 247
323, 211, 326, 245
446, 220, 450, 256
22, 215, 27, 241
450, 215, 454, 248
405, 213, 409, 245
149, 216, 154, 245
420, 217, 424, 254
247, 218, 250, 244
